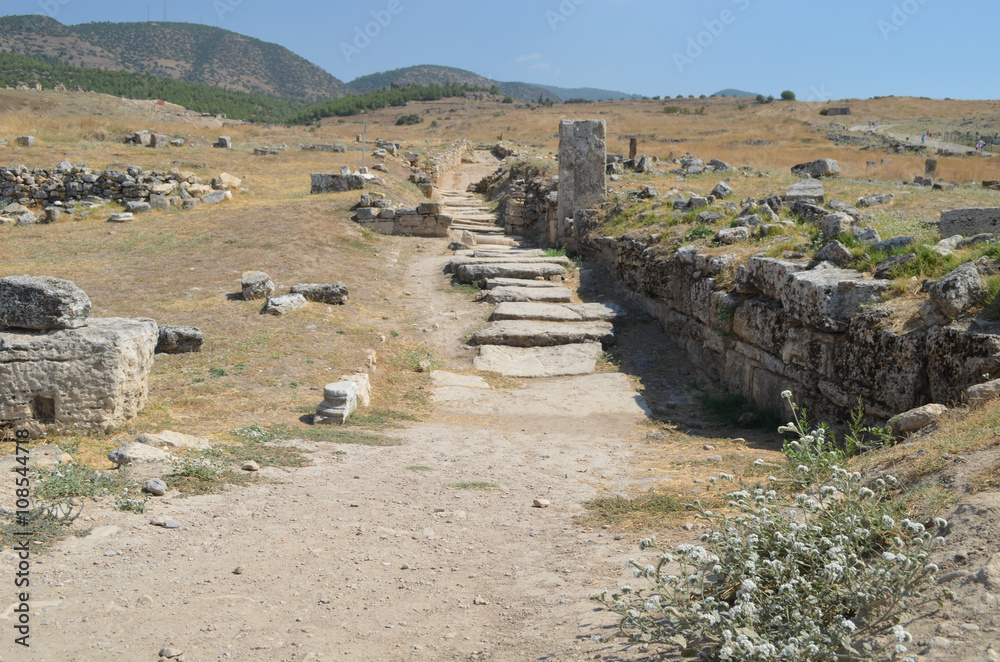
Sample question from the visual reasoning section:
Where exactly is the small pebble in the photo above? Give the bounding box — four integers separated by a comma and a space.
473, 596, 488, 606
233, 566, 245, 575
159, 649, 183, 659
703, 444, 715, 451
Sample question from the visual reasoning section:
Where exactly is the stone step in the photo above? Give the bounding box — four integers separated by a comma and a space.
485, 278, 566, 290
451, 225, 505, 234
474, 250, 547, 258
484, 287, 573, 303
473, 320, 614, 347
470, 235, 519, 246
456, 263, 568, 284
474, 343, 603, 378
451, 256, 573, 269
491, 302, 627, 322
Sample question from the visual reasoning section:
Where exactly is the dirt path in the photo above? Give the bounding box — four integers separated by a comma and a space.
4, 165, 668, 662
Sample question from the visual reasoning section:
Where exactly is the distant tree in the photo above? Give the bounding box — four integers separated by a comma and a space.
676, 94, 684, 99
699, 94, 707, 99
488, 85, 500, 95
781, 90, 796, 101
502, 95, 514, 104
652, 95, 660, 100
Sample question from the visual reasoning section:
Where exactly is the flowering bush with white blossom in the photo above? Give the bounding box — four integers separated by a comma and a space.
594, 396, 950, 661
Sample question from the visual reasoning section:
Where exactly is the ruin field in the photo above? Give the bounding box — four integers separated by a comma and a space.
2, 89, 1000, 661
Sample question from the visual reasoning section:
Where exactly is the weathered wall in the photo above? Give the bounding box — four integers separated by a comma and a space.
579, 232, 1000, 421
476, 162, 559, 246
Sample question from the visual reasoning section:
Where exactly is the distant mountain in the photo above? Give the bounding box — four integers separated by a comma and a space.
346, 65, 560, 102
538, 85, 639, 101
0, 14, 345, 101
712, 88, 761, 98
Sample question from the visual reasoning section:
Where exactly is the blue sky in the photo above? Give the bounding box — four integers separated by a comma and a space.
11, 0, 992, 99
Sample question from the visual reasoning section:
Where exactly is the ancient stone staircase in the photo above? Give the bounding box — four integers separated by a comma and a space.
439, 188, 626, 379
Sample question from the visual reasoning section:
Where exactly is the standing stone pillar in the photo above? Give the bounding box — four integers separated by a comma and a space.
629, 137, 638, 161
557, 120, 606, 247
925, 159, 938, 176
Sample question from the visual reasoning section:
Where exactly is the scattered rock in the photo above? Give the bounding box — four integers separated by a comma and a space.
714, 227, 750, 244
156, 325, 204, 354
532, 499, 551, 509
241, 271, 275, 301
242, 461, 260, 472
874, 253, 916, 280
150, 518, 181, 529
889, 403, 948, 433
126, 201, 152, 214
857, 193, 895, 208
214, 136, 232, 149
929, 257, 998, 318
819, 212, 855, 239
711, 181, 734, 199
290, 283, 349, 305
852, 226, 882, 244
791, 158, 841, 179
872, 236, 916, 253
108, 442, 169, 466
143, 478, 168, 496
262, 294, 308, 316
159, 648, 183, 659
965, 378, 1000, 405
108, 212, 135, 223
815, 240, 854, 267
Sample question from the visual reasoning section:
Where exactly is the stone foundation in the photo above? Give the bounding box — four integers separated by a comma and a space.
0, 318, 158, 431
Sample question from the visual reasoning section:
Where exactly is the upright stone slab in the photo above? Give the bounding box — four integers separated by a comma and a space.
557, 120, 606, 246
926, 159, 938, 176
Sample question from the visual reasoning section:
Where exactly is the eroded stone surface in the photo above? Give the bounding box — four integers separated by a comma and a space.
0, 275, 92, 330
473, 320, 614, 347
474, 343, 604, 378
484, 287, 573, 304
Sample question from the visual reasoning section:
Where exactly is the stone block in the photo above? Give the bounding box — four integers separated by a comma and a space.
819, 212, 856, 239
214, 136, 232, 149
126, 201, 152, 214
338, 374, 371, 407
201, 190, 229, 205
156, 325, 204, 354
785, 179, 825, 204
781, 268, 892, 333
241, 271, 274, 300
16, 136, 35, 147
314, 381, 358, 425
791, 158, 841, 179
0, 275, 91, 330
0, 318, 157, 431
940, 208, 1000, 237
290, 282, 349, 305
262, 294, 307, 316
473, 320, 615, 348
745, 257, 807, 300
456, 263, 568, 284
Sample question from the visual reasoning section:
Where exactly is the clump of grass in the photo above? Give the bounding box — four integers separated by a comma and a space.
685, 224, 715, 241
34, 463, 133, 499
391, 349, 443, 373
584, 493, 685, 526
449, 481, 500, 491
977, 274, 1000, 320
0, 506, 90, 552
343, 407, 417, 429
407, 465, 435, 472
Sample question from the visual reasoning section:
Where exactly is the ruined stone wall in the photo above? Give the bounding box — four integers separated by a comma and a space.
477, 162, 559, 246
580, 231, 1000, 422
427, 140, 472, 185
1, 163, 230, 208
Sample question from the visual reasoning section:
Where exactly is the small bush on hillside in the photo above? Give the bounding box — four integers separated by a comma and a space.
594, 394, 948, 661
395, 113, 423, 126
781, 90, 796, 101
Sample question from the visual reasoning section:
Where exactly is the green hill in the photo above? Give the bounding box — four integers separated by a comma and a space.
346, 65, 560, 102
712, 88, 761, 98
0, 14, 345, 101
538, 85, 639, 101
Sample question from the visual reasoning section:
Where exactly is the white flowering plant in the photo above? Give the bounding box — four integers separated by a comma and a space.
594, 450, 950, 660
